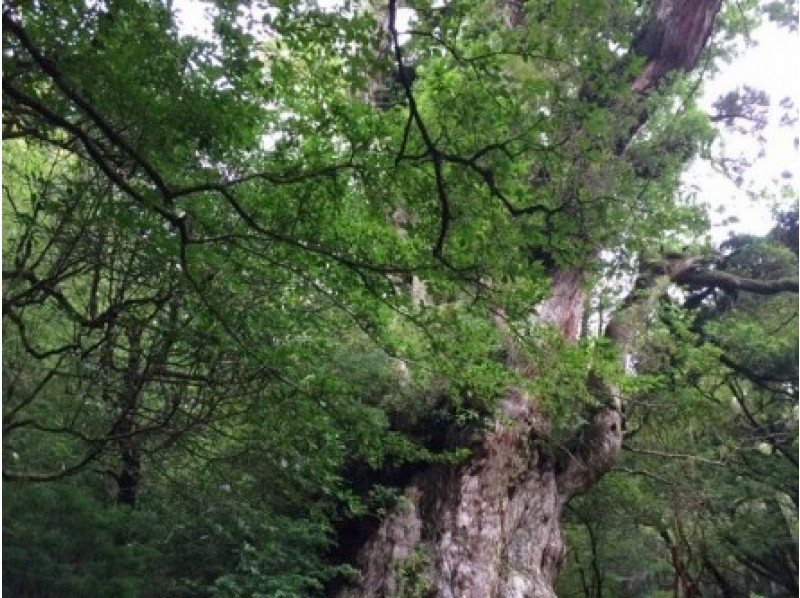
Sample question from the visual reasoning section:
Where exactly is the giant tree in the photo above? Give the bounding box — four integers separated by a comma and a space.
3, 0, 797, 596
334, 2, 797, 595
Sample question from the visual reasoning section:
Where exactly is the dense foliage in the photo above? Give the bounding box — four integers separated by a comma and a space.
2, 0, 796, 596
559, 225, 798, 597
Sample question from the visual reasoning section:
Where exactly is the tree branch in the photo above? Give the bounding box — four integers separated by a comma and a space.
622, 445, 725, 466
672, 266, 799, 295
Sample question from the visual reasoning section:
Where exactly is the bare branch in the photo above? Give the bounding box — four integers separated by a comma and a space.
622, 445, 725, 466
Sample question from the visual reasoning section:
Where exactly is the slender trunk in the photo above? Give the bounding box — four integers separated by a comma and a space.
117, 435, 141, 507
115, 323, 143, 506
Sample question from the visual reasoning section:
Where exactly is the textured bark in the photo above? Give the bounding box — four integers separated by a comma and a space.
115, 323, 144, 506
341, 273, 608, 598
668, 257, 799, 295
555, 408, 623, 500
631, 0, 724, 93
341, 391, 564, 598
340, 2, 725, 596
535, 268, 587, 342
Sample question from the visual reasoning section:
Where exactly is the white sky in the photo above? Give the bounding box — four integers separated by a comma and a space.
691, 20, 799, 243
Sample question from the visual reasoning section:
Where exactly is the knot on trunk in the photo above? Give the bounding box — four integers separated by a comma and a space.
555, 407, 623, 500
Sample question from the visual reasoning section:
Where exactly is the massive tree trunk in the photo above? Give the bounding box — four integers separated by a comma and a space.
340, 275, 622, 598
340, 1, 723, 595
342, 393, 565, 598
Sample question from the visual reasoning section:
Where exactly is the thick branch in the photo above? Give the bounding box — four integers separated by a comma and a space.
556, 407, 623, 500
672, 266, 799, 295
631, 0, 724, 93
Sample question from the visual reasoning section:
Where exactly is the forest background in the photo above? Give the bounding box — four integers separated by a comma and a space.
2, 0, 798, 596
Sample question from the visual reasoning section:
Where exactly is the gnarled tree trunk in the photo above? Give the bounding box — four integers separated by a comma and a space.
340, 1, 723, 595
341, 271, 627, 597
